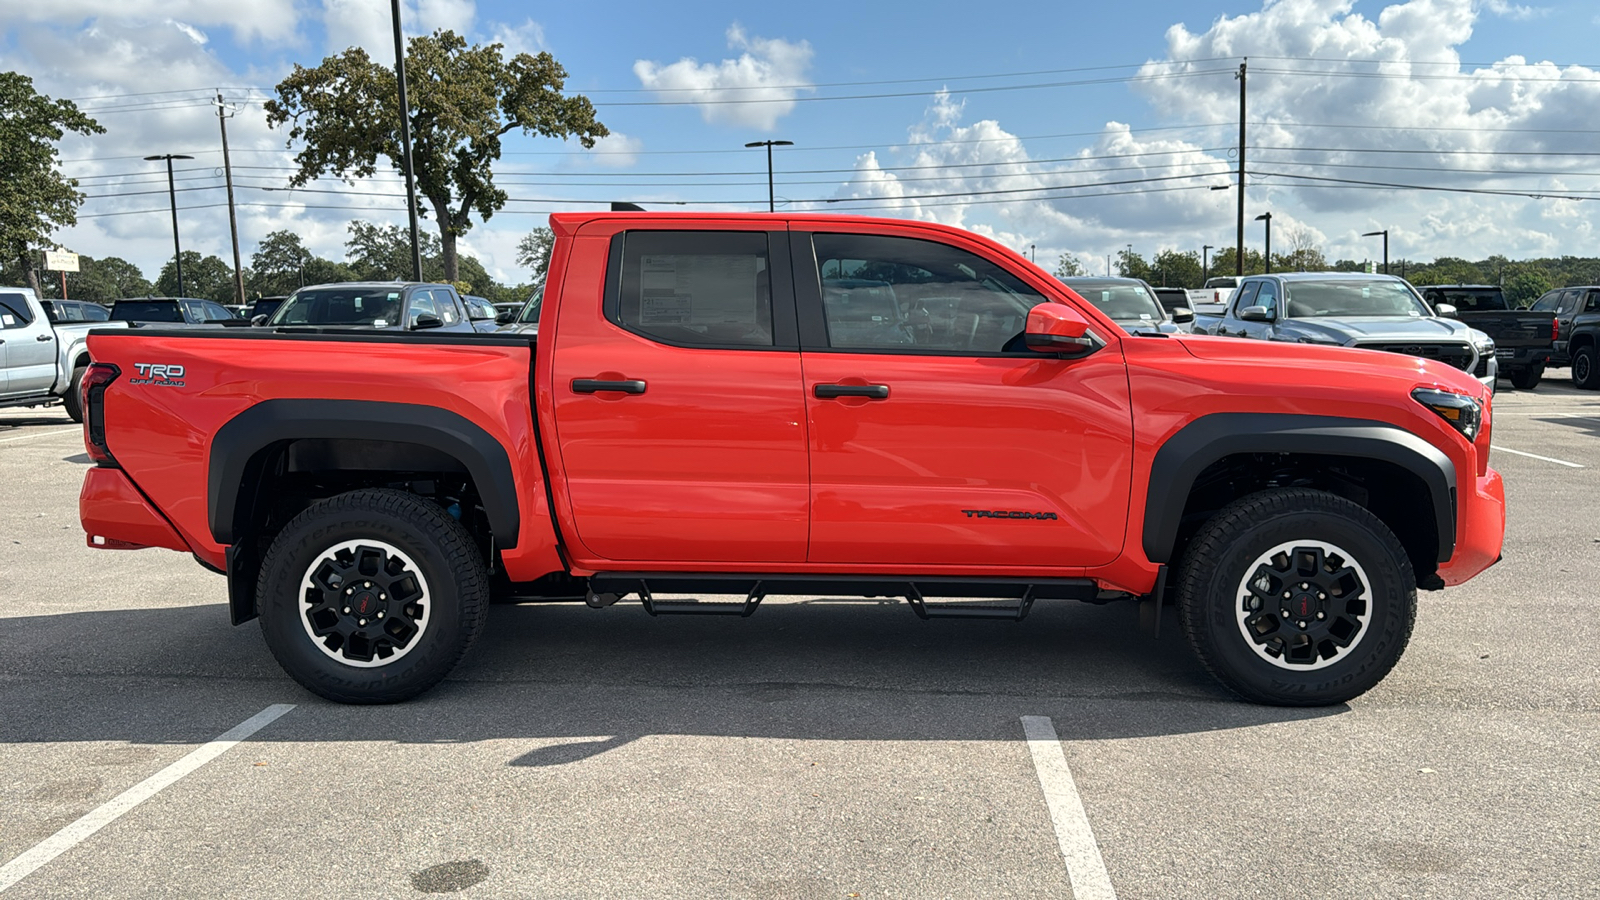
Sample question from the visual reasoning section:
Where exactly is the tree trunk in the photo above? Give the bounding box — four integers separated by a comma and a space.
440, 226, 459, 285
22, 250, 42, 296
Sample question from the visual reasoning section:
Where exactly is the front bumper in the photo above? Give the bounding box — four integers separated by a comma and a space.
1475, 353, 1499, 391
1436, 467, 1505, 587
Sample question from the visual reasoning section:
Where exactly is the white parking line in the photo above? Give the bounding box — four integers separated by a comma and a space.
0, 704, 295, 894
1492, 446, 1585, 468
0, 428, 79, 445
1021, 716, 1117, 900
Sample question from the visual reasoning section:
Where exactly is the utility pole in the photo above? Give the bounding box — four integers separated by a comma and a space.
215, 93, 245, 305
1203, 244, 1213, 283
744, 140, 794, 212
391, 0, 424, 281
1236, 60, 1247, 276
145, 154, 194, 295
1362, 230, 1389, 275
1256, 212, 1273, 274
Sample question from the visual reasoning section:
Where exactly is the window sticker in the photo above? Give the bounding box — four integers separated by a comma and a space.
1, 315, 14, 327
639, 254, 758, 326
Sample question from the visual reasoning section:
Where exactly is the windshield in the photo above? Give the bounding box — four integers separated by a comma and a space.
110, 301, 183, 323
270, 288, 403, 327
1283, 280, 1432, 318
1069, 283, 1165, 323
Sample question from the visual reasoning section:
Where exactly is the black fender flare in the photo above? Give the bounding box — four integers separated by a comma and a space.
208, 399, 521, 547
1142, 413, 1456, 565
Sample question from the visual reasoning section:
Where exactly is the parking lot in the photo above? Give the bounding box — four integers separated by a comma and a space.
1, 380, 1597, 900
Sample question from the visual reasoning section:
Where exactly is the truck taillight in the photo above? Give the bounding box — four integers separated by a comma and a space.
82, 362, 120, 466
1552, 317, 1559, 342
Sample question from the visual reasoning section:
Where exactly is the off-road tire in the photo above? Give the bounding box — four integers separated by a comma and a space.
63, 365, 86, 423
1176, 488, 1416, 706
257, 488, 490, 704
1573, 345, 1600, 390
1507, 364, 1543, 391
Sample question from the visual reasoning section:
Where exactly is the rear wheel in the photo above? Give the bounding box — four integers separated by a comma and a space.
1573, 346, 1600, 390
63, 365, 86, 423
257, 488, 490, 704
1508, 364, 1543, 391
1177, 488, 1416, 706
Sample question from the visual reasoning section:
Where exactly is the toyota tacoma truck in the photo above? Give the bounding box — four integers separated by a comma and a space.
77, 213, 1505, 707
1416, 284, 1554, 390
1, 286, 128, 420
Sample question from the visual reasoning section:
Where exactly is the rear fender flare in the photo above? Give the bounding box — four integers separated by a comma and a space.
1142, 413, 1456, 565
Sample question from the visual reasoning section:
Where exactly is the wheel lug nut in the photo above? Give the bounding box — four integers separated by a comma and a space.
346, 587, 353, 595
1298, 620, 1307, 629
1282, 592, 1291, 599
358, 618, 367, 626
1317, 612, 1325, 620
377, 611, 385, 619
364, 581, 372, 588
379, 593, 386, 600
343, 607, 351, 614
1281, 608, 1290, 617
1300, 583, 1309, 589
1318, 593, 1326, 600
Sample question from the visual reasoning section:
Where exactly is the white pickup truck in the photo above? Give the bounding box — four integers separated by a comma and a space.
0, 287, 128, 421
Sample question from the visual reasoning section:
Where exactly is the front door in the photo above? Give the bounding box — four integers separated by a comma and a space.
0, 292, 55, 397
793, 229, 1133, 569
548, 224, 810, 564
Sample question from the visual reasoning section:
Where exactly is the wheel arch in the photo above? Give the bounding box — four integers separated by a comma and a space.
1144, 414, 1456, 576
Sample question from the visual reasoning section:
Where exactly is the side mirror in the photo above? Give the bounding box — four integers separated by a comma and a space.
1024, 303, 1103, 358
250, 314, 268, 326
1239, 305, 1274, 322
410, 313, 444, 330
1435, 303, 1459, 318
495, 311, 515, 325
1170, 307, 1195, 324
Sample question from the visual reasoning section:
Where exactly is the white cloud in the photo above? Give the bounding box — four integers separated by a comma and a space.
167, 20, 209, 45
0, 0, 299, 44
487, 18, 546, 57
321, 0, 476, 55
579, 132, 643, 168
633, 25, 813, 131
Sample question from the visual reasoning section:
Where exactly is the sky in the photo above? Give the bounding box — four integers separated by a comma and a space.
3, 0, 1599, 286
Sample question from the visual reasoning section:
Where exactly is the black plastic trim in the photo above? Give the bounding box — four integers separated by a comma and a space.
572, 379, 646, 394
208, 399, 521, 548
1143, 413, 1458, 565
589, 572, 1097, 600
89, 327, 532, 347
814, 383, 889, 399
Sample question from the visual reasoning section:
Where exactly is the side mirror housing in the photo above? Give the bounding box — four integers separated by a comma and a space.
410, 313, 444, 330
1239, 305, 1274, 322
495, 311, 515, 325
1024, 303, 1103, 358
250, 314, 268, 326
1170, 306, 1195, 324
1435, 303, 1459, 318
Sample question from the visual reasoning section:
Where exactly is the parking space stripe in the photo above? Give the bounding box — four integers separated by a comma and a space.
1021, 716, 1117, 900
0, 704, 295, 894
0, 428, 79, 445
1491, 446, 1585, 468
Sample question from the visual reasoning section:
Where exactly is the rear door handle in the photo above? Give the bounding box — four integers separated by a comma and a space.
814, 383, 889, 399
572, 378, 646, 394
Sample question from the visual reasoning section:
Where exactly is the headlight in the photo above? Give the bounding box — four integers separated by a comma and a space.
1474, 338, 1495, 354
1412, 387, 1482, 440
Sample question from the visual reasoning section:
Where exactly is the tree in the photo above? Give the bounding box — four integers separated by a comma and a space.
42, 255, 150, 301
250, 230, 315, 296
517, 227, 555, 279
0, 72, 105, 294
346, 221, 443, 281
155, 251, 236, 301
266, 31, 607, 282
1278, 224, 1327, 272
1209, 247, 1265, 277
1150, 249, 1203, 288
1053, 252, 1086, 279
1116, 249, 1151, 281
1503, 267, 1551, 307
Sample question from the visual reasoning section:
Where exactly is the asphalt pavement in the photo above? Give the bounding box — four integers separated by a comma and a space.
1, 378, 1597, 899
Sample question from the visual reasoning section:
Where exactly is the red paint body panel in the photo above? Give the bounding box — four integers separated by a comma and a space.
79, 466, 189, 552
80, 211, 1504, 600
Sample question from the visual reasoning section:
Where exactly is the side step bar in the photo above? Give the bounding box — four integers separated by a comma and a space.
586, 574, 1099, 622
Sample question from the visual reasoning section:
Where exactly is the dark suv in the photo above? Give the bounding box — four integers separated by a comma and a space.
109, 297, 242, 326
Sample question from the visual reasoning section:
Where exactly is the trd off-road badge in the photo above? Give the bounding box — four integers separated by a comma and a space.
961, 509, 1059, 521
130, 363, 186, 387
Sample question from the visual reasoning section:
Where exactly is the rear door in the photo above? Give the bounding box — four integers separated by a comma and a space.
547, 222, 810, 563
793, 227, 1133, 569
0, 292, 56, 397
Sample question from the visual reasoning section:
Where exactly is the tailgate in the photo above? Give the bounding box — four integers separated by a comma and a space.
1458, 311, 1553, 348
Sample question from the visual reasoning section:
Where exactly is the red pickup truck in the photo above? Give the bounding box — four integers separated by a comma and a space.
78, 212, 1505, 707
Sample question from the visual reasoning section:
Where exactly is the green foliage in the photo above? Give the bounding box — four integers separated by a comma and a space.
1053, 252, 1086, 279
1116, 249, 1151, 281
155, 251, 236, 302
1502, 267, 1552, 307
0, 72, 105, 292
34, 254, 151, 301
249, 230, 315, 296
1150, 249, 1203, 287
516, 226, 555, 278
343, 220, 491, 291
1208, 247, 1266, 277
265, 31, 606, 281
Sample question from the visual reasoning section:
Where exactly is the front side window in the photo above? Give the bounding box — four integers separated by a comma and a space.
1231, 282, 1261, 313
811, 233, 1041, 353
1255, 281, 1279, 313
614, 231, 772, 347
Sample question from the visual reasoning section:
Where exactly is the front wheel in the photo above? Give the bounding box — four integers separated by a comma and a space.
257, 489, 490, 704
1177, 488, 1416, 706
1573, 346, 1600, 390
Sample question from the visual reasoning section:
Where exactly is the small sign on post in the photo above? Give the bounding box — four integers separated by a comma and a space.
44, 250, 80, 300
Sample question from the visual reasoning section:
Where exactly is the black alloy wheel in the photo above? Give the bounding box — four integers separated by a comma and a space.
257, 488, 489, 704
1177, 488, 1416, 706
1573, 346, 1600, 390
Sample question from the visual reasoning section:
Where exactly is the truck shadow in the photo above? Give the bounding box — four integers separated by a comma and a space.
0, 599, 1343, 758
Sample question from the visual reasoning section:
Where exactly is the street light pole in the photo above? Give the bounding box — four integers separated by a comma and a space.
144, 154, 195, 295
391, 0, 423, 281
1202, 244, 1213, 283
1255, 212, 1273, 275
744, 139, 793, 212
1362, 230, 1389, 275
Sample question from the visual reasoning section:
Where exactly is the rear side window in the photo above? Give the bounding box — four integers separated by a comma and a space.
613, 231, 773, 347
81, 303, 109, 321
111, 301, 184, 323
1529, 291, 1561, 312
0, 293, 32, 328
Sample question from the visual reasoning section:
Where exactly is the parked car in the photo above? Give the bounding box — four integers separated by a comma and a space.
0, 286, 128, 421
462, 294, 501, 333
1535, 285, 1600, 388
1151, 286, 1192, 314
1416, 284, 1554, 389
498, 285, 543, 335
40, 299, 111, 323
1059, 277, 1193, 333
79, 212, 1504, 709
1192, 275, 1240, 308
248, 295, 288, 324
493, 302, 522, 325
1192, 273, 1498, 391
109, 297, 243, 326
264, 282, 475, 333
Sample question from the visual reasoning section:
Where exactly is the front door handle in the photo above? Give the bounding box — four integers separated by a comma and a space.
572, 378, 646, 395
814, 383, 889, 400
36, 334, 53, 342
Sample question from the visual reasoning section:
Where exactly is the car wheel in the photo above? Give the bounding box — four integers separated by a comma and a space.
1508, 364, 1543, 391
257, 488, 490, 704
63, 365, 86, 423
1573, 346, 1600, 390
1177, 488, 1416, 706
